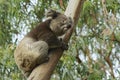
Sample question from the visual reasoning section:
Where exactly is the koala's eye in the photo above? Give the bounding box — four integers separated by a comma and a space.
61, 20, 66, 24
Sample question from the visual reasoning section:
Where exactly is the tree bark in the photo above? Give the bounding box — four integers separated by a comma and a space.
28, 0, 85, 80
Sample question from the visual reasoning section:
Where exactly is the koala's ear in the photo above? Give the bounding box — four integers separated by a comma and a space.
45, 9, 61, 20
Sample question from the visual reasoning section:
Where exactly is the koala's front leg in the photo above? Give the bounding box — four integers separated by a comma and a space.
48, 37, 68, 51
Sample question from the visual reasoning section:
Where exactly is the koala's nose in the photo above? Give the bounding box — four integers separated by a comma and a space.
67, 17, 73, 28
67, 23, 71, 28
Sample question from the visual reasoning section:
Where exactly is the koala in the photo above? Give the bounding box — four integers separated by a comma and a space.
14, 10, 72, 77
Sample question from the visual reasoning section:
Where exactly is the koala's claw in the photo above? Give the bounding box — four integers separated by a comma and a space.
45, 57, 49, 61
61, 42, 68, 50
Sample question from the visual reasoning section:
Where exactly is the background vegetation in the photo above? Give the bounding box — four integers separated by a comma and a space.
0, 0, 120, 80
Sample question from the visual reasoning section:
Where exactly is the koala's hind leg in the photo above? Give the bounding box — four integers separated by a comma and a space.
23, 40, 49, 77
14, 38, 49, 77
22, 40, 49, 71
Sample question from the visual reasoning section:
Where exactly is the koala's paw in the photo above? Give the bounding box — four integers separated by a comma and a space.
24, 71, 31, 78
45, 57, 49, 62
61, 42, 68, 50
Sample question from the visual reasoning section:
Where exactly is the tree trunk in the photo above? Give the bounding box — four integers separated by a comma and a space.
28, 0, 85, 80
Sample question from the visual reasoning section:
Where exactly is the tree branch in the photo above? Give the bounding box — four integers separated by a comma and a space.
28, 0, 85, 80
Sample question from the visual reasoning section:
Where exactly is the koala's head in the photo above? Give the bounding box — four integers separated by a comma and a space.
46, 9, 73, 36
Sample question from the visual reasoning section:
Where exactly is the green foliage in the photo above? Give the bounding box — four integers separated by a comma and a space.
0, 45, 25, 80
106, 0, 120, 13
0, 0, 120, 80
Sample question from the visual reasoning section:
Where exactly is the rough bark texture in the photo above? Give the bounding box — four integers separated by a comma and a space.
28, 0, 85, 80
